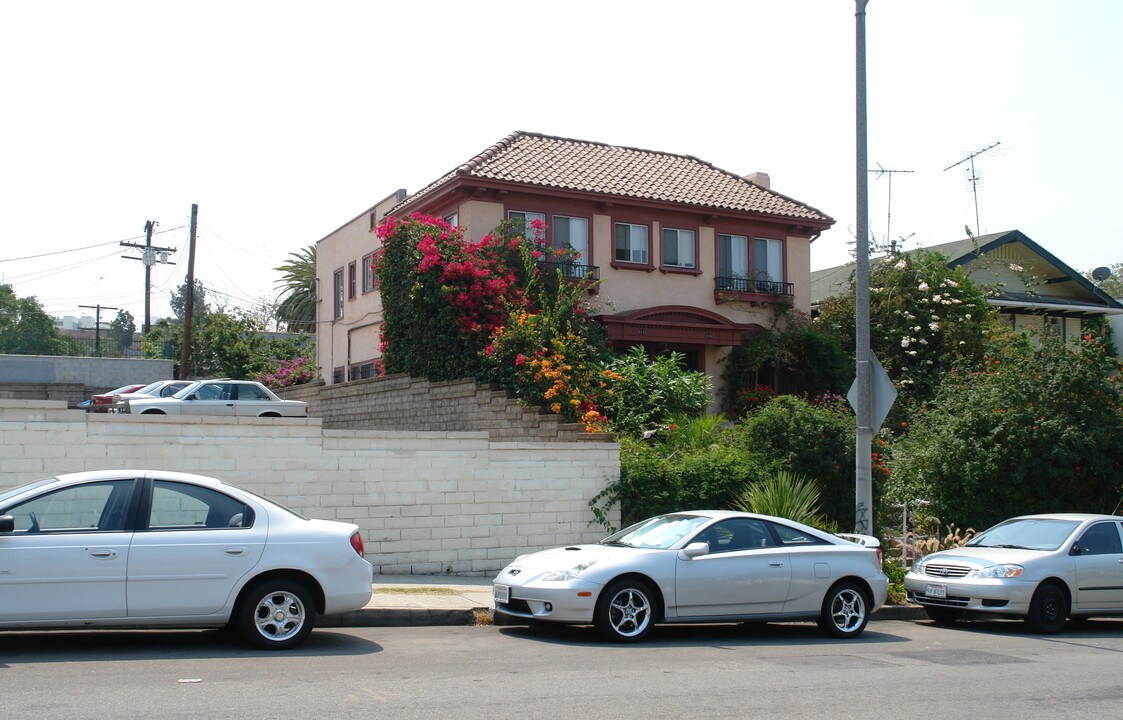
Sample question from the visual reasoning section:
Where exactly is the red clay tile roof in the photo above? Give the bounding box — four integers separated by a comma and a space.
390, 131, 833, 225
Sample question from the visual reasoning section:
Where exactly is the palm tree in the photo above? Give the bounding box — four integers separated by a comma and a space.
275, 245, 317, 333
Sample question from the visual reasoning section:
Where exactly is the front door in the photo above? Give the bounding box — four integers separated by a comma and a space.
1073, 521, 1123, 611
674, 518, 792, 617
0, 479, 135, 622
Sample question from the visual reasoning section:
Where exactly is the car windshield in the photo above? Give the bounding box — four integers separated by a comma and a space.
0, 477, 59, 506
172, 382, 204, 399
108, 384, 141, 395
600, 514, 711, 550
966, 518, 1081, 551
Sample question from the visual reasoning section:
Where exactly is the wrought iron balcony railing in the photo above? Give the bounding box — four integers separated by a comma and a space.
715, 276, 794, 296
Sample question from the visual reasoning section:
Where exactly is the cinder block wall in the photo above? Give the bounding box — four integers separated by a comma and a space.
0, 400, 620, 575
0, 355, 175, 406
277, 374, 613, 443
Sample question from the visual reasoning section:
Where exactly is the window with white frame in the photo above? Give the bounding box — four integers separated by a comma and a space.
362, 253, 377, 292
507, 210, 546, 243
333, 269, 344, 320
752, 238, 784, 289
717, 234, 749, 289
614, 223, 649, 264
662, 228, 696, 269
445, 211, 458, 227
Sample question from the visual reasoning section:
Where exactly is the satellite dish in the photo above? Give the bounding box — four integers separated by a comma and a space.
1092, 266, 1111, 282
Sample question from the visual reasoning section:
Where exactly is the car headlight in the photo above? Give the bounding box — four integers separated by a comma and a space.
541, 561, 596, 582
970, 564, 1024, 579
911, 558, 926, 575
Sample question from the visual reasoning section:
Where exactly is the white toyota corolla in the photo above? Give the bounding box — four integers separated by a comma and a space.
0, 470, 373, 649
493, 511, 888, 642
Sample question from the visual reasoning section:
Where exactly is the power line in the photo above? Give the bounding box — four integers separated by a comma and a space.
0, 226, 185, 263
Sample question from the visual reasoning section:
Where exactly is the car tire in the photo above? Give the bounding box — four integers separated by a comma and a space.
1025, 582, 1067, 634
595, 578, 656, 643
141, 409, 166, 415
236, 579, 316, 650
924, 606, 963, 625
817, 580, 870, 638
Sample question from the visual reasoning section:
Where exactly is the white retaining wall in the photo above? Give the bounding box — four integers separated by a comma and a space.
0, 354, 174, 389
0, 400, 620, 575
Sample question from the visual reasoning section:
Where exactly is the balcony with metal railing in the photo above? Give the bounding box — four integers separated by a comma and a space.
537, 260, 601, 283
714, 276, 794, 304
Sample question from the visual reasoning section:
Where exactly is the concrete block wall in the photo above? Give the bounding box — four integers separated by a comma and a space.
0, 354, 174, 388
277, 374, 615, 443
0, 399, 620, 575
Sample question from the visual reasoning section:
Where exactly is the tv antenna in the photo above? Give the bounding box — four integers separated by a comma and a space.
868, 163, 914, 251
944, 141, 1000, 238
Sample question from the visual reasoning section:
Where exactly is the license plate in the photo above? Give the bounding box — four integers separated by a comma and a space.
925, 583, 947, 599
493, 584, 510, 604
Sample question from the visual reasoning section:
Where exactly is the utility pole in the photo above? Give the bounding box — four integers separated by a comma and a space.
121, 220, 176, 333
944, 141, 1000, 237
179, 204, 198, 380
79, 304, 118, 357
853, 0, 873, 534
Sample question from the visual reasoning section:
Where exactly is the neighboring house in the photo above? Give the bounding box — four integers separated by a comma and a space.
316, 131, 835, 399
811, 229, 1123, 340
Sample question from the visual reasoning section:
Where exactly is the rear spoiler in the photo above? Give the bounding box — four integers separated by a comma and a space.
836, 533, 883, 565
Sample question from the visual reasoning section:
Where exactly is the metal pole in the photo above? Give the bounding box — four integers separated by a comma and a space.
854, 0, 874, 534
143, 220, 154, 334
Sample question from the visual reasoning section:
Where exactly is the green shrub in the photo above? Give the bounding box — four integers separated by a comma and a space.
597, 346, 712, 435
733, 395, 856, 526
732, 470, 829, 528
591, 434, 766, 530
887, 328, 1123, 530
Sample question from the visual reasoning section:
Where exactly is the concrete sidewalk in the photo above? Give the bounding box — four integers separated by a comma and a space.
321, 575, 926, 627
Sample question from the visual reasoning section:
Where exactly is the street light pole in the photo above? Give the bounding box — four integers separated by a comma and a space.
854, 0, 874, 534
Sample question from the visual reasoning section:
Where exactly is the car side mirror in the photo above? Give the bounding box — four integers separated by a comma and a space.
0, 515, 14, 533
1070, 543, 1082, 556
679, 542, 710, 560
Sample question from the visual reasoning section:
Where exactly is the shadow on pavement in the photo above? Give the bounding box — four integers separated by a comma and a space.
498, 620, 913, 648
0, 627, 381, 664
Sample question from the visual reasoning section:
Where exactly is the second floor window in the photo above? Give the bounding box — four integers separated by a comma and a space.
717, 233, 749, 280
753, 238, 784, 285
552, 215, 588, 262
348, 262, 357, 300
508, 210, 546, 243
333, 269, 344, 319
662, 228, 696, 269
362, 253, 377, 292
614, 223, 649, 264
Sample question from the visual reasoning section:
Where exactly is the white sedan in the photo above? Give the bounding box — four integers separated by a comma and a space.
109, 379, 192, 412
905, 513, 1123, 633
492, 511, 888, 642
0, 470, 373, 649
125, 379, 308, 417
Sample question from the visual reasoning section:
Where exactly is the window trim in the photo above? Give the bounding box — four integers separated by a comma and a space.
660, 226, 701, 275
611, 221, 654, 271
362, 252, 378, 294
348, 261, 357, 301
332, 268, 344, 320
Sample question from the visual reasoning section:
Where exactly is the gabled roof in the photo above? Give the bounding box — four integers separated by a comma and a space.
810, 230, 1122, 314
389, 131, 834, 228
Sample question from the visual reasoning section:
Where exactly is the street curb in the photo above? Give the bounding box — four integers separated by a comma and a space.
323, 604, 929, 628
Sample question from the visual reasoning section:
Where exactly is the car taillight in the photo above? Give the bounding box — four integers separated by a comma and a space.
876, 547, 883, 566
349, 530, 365, 558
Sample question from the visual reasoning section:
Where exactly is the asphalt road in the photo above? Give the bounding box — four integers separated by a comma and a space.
3, 618, 1123, 719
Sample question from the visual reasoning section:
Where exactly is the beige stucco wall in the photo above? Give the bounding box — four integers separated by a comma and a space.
315, 192, 403, 382
0, 400, 620, 575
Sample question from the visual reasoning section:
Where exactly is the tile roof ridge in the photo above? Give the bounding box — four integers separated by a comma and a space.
456, 130, 528, 175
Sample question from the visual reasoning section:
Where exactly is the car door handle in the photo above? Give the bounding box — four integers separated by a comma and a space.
224, 547, 248, 557
88, 549, 117, 560
768, 561, 784, 567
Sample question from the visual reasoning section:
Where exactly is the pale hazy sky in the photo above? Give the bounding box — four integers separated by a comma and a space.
2, 1, 1120, 325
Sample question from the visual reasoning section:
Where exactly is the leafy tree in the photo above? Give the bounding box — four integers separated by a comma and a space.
143, 307, 312, 379
886, 328, 1123, 530
108, 309, 136, 356
170, 279, 209, 322
275, 245, 317, 333
816, 248, 995, 413
594, 347, 712, 434
0, 284, 80, 355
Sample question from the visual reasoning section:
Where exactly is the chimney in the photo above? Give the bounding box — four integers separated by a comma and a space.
743, 172, 770, 189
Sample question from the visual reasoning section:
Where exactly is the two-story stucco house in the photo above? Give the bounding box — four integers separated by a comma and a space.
315, 131, 835, 400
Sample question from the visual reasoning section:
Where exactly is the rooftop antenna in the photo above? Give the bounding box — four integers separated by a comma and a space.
868, 163, 913, 252
944, 141, 1000, 238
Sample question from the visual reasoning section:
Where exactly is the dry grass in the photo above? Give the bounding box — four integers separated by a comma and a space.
473, 608, 494, 626
375, 587, 460, 595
